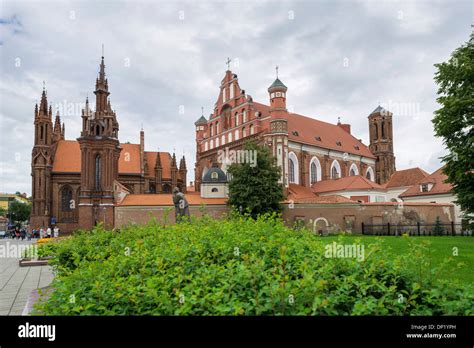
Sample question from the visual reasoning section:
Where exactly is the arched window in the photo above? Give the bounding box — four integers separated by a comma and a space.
288, 152, 299, 184
330, 160, 341, 179
210, 139, 214, 149
234, 129, 239, 140
349, 163, 359, 176
242, 127, 246, 137
374, 124, 378, 140
242, 109, 247, 123
95, 155, 101, 190
309, 157, 321, 184
366, 167, 375, 182
216, 137, 220, 147
381, 121, 386, 139
289, 158, 295, 184
210, 124, 214, 137
95, 124, 101, 136
61, 186, 73, 212
215, 121, 219, 134
163, 184, 171, 193
235, 112, 239, 126
149, 183, 156, 194
221, 135, 226, 145
228, 132, 233, 143
249, 124, 254, 135
204, 142, 208, 151
211, 187, 218, 193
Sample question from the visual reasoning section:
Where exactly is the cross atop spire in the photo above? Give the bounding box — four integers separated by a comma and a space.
101, 43, 104, 58
275, 65, 279, 78
201, 106, 204, 116
226, 57, 231, 70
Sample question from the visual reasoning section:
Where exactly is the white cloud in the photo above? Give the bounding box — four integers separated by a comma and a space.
0, 0, 471, 194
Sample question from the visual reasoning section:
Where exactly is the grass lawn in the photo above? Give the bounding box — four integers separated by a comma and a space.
318, 236, 474, 285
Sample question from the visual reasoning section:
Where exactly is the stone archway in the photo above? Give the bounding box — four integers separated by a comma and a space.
313, 217, 329, 236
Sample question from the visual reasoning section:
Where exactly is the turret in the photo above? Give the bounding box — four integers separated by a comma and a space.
171, 152, 178, 188
268, 68, 288, 118
53, 111, 64, 143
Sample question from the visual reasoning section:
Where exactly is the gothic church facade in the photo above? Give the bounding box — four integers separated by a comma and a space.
30, 56, 187, 232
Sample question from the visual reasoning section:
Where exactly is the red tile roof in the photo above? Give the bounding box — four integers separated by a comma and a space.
285, 184, 357, 204
400, 167, 453, 197
252, 102, 374, 158
384, 167, 429, 188
311, 175, 384, 194
144, 152, 172, 179
52, 140, 81, 172
52, 140, 174, 178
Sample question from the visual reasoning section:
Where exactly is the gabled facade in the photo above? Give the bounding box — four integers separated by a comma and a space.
194, 68, 395, 195
30, 56, 186, 232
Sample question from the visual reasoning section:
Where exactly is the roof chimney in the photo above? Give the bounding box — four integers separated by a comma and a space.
337, 118, 351, 134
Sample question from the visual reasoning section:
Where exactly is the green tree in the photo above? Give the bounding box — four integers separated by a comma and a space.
432, 32, 474, 222
227, 140, 283, 217
9, 200, 32, 224
0, 206, 6, 217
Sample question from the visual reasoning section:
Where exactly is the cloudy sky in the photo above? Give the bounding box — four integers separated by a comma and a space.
0, 0, 471, 195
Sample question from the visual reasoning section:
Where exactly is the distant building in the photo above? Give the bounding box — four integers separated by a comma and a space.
400, 167, 462, 223
0, 193, 29, 213
383, 167, 430, 202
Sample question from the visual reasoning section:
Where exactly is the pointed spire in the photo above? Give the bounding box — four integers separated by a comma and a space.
54, 111, 61, 131
171, 152, 177, 167
99, 51, 106, 84
39, 82, 48, 115
155, 151, 162, 168
61, 123, 65, 138
179, 156, 187, 170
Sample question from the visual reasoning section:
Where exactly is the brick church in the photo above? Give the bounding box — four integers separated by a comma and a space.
30, 56, 187, 232
194, 67, 396, 193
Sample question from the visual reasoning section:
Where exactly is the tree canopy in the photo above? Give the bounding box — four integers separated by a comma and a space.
227, 141, 284, 217
432, 32, 474, 221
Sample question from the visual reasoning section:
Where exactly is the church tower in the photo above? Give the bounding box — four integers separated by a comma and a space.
77, 55, 121, 230
30, 85, 54, 229
368, 106, 396, 185
265, 68, 289, 195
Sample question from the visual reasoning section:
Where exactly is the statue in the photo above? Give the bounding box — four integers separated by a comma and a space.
172, 187, 190, 222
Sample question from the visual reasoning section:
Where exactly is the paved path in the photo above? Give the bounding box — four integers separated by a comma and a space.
0, 239, 54, 315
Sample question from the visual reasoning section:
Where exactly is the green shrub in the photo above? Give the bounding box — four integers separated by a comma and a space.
34, 214, 474, 315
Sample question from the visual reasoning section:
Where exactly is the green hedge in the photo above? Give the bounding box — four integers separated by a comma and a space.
34, 214, 474, 315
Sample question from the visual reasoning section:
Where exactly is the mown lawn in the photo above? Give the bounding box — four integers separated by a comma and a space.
318, 236, 474, 285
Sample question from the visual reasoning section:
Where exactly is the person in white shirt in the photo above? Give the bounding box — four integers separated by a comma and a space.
39, 228, 44, 239
53, 227, 59, 238
46, 227, 52, 238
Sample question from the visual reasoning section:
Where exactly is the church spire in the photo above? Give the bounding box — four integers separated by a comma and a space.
39, 81, 48, 115
94, 52, 110, 114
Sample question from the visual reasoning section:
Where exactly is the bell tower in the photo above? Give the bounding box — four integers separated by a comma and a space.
77, 54, 122, 230
368, 106, 396, 185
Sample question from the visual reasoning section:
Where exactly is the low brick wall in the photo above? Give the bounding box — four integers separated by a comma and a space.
281, 202, 455, 234
115, 201, 455, 234
115, 205, 229, 228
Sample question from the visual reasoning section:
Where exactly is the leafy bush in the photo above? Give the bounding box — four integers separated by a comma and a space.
34, 214, 474, 315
